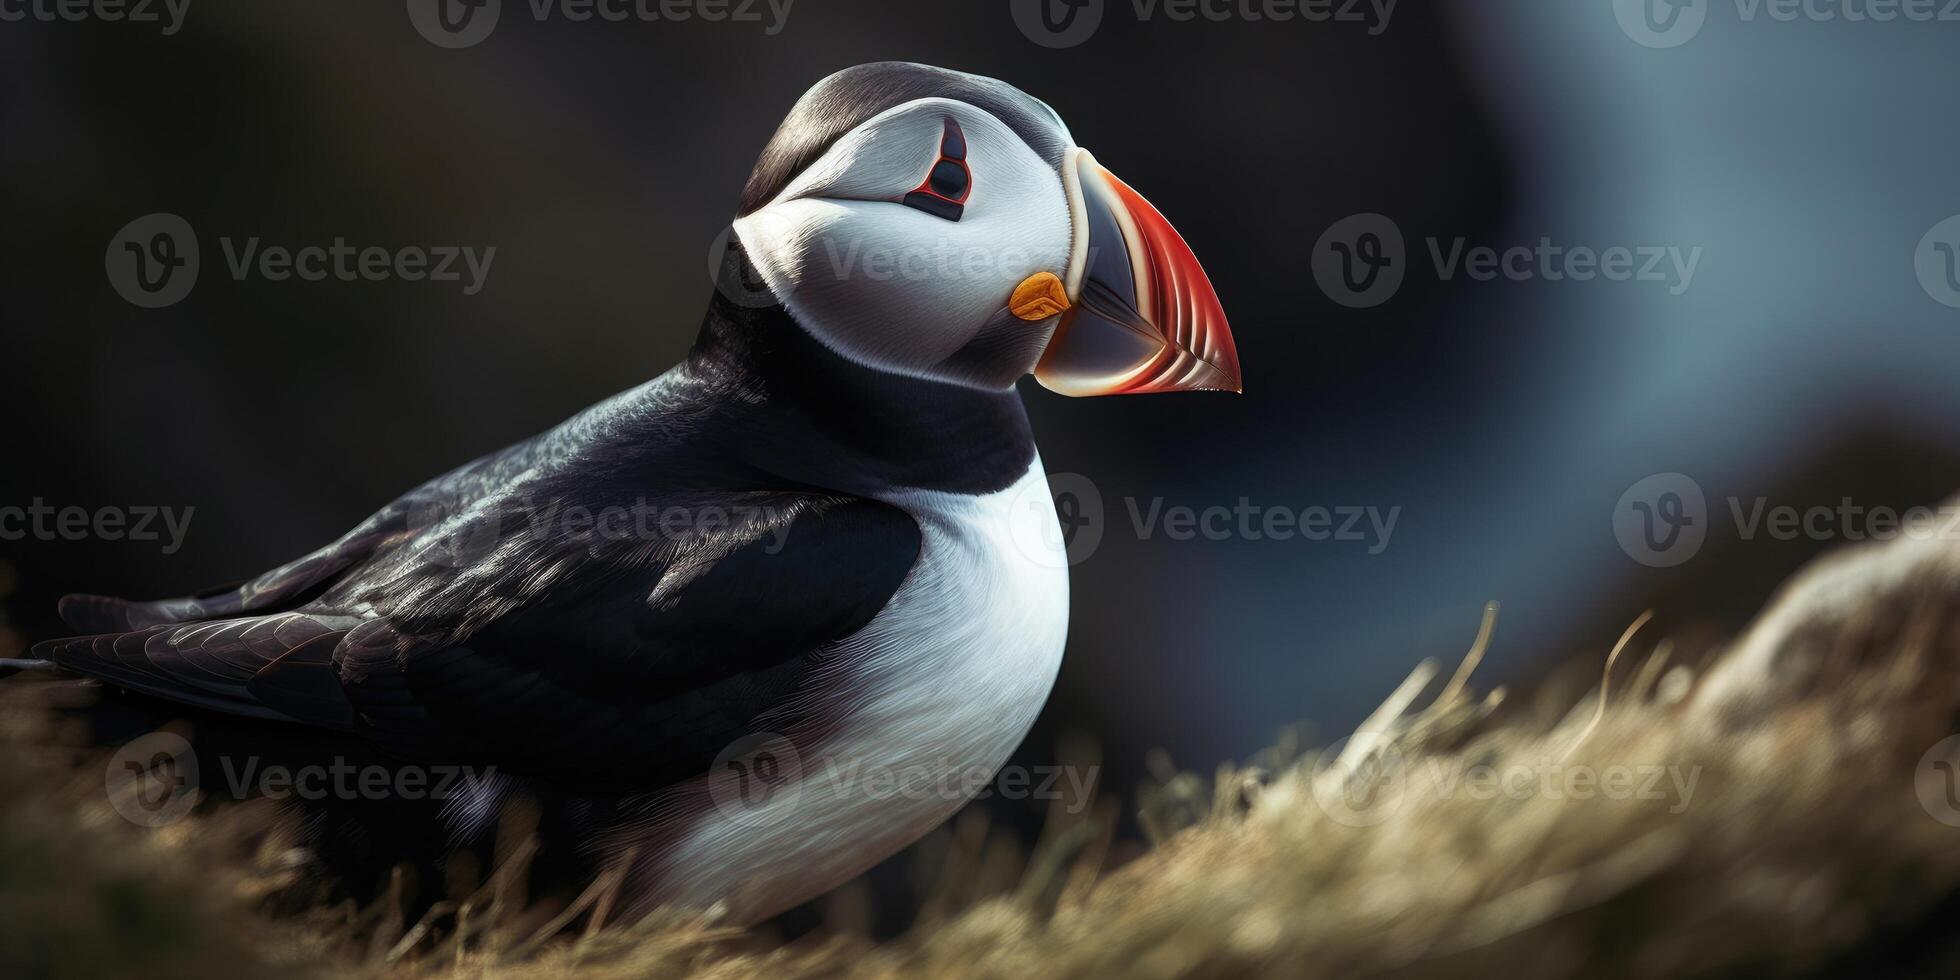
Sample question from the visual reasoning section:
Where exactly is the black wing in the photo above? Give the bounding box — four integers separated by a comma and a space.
38, 493, 920, 792
339, 494, 920, 789
50, 423, 550, 636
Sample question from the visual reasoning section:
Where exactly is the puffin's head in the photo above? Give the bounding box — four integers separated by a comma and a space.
732, 62, 1241, 396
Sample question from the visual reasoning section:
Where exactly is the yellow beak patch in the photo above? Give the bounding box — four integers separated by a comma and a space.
1008, 272, 1072, 322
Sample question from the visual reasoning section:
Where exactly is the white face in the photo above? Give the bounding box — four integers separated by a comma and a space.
733, 98, 1077, 389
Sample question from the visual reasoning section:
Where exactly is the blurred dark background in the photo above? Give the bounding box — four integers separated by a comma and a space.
4, 0, 1960, 930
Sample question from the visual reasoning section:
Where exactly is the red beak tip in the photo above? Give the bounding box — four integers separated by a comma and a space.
1036, 152, 1244, 398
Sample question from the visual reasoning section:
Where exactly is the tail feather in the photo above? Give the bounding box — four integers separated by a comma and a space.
55, 532, 380, 634
57, 593, 164, 633
31, 614, 359, 731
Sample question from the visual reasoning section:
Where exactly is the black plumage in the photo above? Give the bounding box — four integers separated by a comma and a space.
34, 239, 1036, 794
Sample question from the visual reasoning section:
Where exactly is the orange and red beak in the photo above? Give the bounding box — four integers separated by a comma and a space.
1032, 149, 1242, 396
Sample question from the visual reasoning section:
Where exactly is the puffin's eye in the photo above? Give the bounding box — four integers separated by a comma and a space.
901, 119, 969, 221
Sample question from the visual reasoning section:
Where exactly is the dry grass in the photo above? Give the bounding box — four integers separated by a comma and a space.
0, 698, 330, 979
8, 526, 1960, 978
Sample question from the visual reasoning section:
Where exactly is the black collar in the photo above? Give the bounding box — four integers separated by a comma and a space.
686, 242, 1037, 498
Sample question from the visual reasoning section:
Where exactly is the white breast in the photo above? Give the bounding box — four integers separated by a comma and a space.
636, 460, 1070, 922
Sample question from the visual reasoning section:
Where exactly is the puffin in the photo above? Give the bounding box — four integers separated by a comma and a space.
24, 62, 1241, 924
